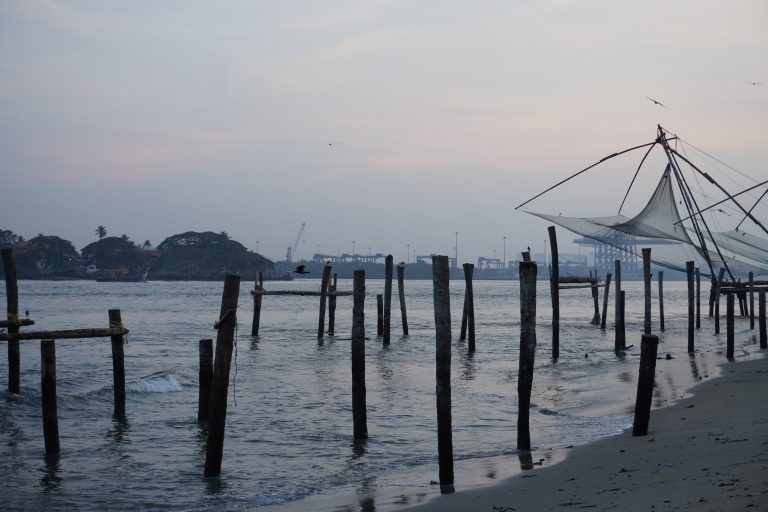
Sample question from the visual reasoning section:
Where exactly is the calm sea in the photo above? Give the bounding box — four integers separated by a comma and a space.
0, 277, 757, 511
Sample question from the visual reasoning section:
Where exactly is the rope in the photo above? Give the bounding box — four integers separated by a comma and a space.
108, 320, 128, 344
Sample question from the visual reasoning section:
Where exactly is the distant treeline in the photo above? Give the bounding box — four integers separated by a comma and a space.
0, 228, 273, 280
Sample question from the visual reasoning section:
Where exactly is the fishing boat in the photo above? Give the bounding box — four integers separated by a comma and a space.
517, 125, 768, 280
96, 265, 150, 282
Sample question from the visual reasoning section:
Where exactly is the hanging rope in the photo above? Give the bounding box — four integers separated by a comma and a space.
213, 304, 240, 407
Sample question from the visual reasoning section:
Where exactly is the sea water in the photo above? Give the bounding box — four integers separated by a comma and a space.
0, 278, 756, 511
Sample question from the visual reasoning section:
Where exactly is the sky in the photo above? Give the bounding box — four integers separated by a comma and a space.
1, 0, 767, 265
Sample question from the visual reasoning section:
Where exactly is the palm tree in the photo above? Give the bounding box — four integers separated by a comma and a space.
143, 240, 151, 251
95, 225, 107, 239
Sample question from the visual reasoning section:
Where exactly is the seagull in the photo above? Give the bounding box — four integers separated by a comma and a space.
294, 265, 310, 274
25, 310, 29, 318
646, 97, 665, 107
741, 346, 751, 358
748, 82, 762, 86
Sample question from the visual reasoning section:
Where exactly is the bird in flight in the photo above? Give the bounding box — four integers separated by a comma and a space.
294, 265, 310, 274
748, 81, 762, 86
646, 97, 665, 107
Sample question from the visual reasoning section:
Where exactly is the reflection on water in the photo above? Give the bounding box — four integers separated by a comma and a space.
39, 454, 61, 491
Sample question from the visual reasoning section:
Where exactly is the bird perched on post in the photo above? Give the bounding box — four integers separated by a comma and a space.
294, 265, 310, 274
741, 346, 751, 358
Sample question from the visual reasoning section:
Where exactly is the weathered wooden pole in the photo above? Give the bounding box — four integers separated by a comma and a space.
548, 226, 560, 360
432, 255, 454, 492
351, 270, 368, 440
632, 333, 659, 436
749, 272, 755, 329
521, 251, 531, 262
462, 263, 476, 352
590, 277, 600, 326
328, 273, 338, 335
251, 271, 263, 336
686, 261, 695, 353
376, 294, 384, 336
737, 280, 745, 316
616, 290, 626, 351
709, 275, 716, 317
198, 339, 213, 422
695, 267, 701, 329
317, 265, 332, 341
642, 248, 652, 335
759, 291, 767, 349
726, 293, 735, 360
2, 248, 20, 394
459, 286, 468, 342
658, 270, 665, 332
384, 255, 393, 346
397, 263, 409, 336
600, 272, 612, 330
615, 259, 622, 348
204, 274, 241, 478
108, 309, 127, 419
41, 339, 60, 455
714, 268, 725, 335
518, 260, 537, 451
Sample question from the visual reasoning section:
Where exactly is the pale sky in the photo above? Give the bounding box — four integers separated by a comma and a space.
1, 1, 766, 264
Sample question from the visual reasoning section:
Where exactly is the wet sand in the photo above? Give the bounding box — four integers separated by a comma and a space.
401, 354, 768, 512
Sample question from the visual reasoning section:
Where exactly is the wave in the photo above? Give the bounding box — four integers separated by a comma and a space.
126, 373, 183, 393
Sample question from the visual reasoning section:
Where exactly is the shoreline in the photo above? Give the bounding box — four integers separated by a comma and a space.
401, 353, 768, 512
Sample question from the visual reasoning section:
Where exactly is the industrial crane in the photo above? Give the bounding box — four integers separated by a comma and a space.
285, 222, 306, 263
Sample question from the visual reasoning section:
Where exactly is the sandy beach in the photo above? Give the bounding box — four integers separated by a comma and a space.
402, 354, 768, 512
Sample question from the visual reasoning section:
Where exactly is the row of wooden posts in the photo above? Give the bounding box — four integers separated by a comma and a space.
4, 232, 767, 486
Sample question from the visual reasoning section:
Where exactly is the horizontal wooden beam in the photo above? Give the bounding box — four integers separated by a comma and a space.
0, 327, 128, 341
0, 318, 34, 328
559, 284, 605, 290
251, 290, 352, 297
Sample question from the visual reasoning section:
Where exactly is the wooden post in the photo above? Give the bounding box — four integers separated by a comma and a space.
749, 272, 755, 330
686, 261, 695, 353
198, 339, 213, 422
714, 268, 725, 335
317, 265, 332, 341
709, 275, 716, 317
615, 259, 622, 349
376, 294, 384, 336
41, 339, 60, 455
658, 271, 665, 332
642, 248, 652, 335
2, 248, 20, 394
518, 260, 537, 451
462, 263, 476, 352
695, 267, 701, 329
737, 280, 745, 316
459, 286, 468, 342
432, 255, 453, 492
397, 263, 409, 336
600, 272, 612, 330
204, 274, 241, 478
759, 291, 767, 349
726, 293, 735, 360
251, 271, 263, 336
384, 255, 393, 346
352, 270, 367, 440
590, 277, 600, 326
109, 309, 127, 419
632, 333, 659, 436
328, 273, 338, 335
548, 226, 559, 360
616, 290, 626, 351
521, 251, 531, 262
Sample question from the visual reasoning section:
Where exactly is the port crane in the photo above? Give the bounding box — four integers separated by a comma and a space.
285, 222, 306, 263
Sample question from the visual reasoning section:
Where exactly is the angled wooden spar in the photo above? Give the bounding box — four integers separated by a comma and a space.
674, 179, 768, 225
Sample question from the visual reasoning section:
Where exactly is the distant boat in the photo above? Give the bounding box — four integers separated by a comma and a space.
96, 265, 150, 282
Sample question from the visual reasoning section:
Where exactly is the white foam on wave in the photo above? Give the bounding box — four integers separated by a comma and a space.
126, 374, 183, 393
